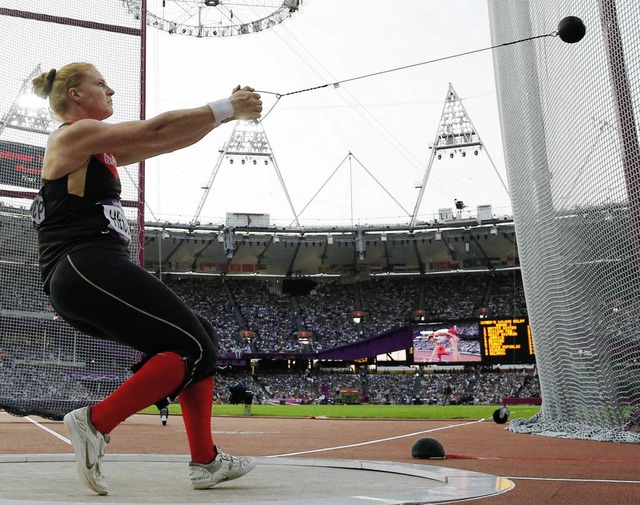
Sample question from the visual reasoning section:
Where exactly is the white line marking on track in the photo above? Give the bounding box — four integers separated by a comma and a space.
268, 418, 486, 457
212, 430, 280, 435
507, 476, 640, 484
24, 416, 71, 445
352, 497, 403, 503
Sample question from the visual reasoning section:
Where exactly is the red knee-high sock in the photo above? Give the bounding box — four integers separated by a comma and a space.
178, 376, 216, 464
90, 352, 186, 435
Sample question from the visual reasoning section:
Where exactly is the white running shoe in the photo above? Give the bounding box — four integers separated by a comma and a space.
189, 449, 257, 490
63, 406, 110, 496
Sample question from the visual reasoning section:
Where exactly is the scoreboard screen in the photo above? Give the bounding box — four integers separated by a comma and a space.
0, 140, 44, 190
412, 320, 482, 364
480, 318, 535, 364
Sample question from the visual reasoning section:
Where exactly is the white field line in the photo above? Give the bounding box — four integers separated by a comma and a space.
25, 416, 71, 445
268, 418, 486, 457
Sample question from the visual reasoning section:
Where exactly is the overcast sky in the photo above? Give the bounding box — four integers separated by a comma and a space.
139, 0, 516, 228
2, 1, 514, 228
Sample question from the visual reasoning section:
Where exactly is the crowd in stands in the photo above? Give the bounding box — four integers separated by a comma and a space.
423, 274, 488, 320
213, 367, 540, 406
163, 271, 527, 354
298, 281, 362, 349
0, 263, 527, 356
0, 359, 539, 415
163, 278, 249, 354
485, 273, 527, 317
0, 263, 51, 313
0, 364, 124, 403
1, 269, 535, 418
231, 280, 300, 352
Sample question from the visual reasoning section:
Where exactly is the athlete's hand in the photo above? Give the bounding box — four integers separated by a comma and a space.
229, 85, 262, 121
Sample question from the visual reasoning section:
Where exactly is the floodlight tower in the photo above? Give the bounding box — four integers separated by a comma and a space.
189, 119, 300, 230
410, 83, 508, 228
0, 64, 54, 138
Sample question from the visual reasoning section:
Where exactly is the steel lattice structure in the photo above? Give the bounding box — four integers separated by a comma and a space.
122, 0, 301, 37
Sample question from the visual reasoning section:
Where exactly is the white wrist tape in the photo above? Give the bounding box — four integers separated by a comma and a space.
208, 98, 234, 126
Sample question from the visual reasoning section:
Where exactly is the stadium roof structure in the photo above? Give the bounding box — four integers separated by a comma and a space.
0, 196, 517, 278
143, 215, 518, 277
144, 199, 632, 278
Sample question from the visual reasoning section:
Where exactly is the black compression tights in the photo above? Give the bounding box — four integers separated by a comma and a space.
47, 246, 218, 387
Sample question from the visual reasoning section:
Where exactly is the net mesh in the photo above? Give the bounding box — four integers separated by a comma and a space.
488, 0, 640, 442
0, 1, 143, 420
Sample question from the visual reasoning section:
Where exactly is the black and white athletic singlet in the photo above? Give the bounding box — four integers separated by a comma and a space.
30, 152, 132, 292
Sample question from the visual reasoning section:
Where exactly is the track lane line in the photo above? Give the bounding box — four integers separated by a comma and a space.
268, 418, 485, 457
24, 416, 71, 445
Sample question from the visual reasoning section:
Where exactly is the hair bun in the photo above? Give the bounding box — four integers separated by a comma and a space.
32, 68, 57, 99
46, 68, 57, 85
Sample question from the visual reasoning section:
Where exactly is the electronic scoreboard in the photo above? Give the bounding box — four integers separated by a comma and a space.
479, 318, 535, 364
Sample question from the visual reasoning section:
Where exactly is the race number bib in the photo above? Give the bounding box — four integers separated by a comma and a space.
101, 200, 131, 245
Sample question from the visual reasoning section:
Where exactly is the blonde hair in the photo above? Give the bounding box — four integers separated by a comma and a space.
32, 62, 95, 120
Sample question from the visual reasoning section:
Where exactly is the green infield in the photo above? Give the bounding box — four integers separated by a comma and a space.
140, 403, 540, 420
